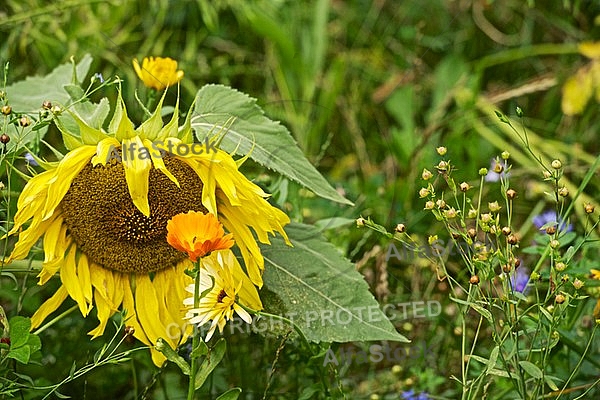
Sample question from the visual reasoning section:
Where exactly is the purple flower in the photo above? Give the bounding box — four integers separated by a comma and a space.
485, 159, 509, 182
533, 210, 572, 233
94, 72, 105, 83
511, 267, 529, 294
25, 153, 38, 166
402, 390, 429, 400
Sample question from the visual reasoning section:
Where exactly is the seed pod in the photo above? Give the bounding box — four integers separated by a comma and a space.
469, 275, 480, 285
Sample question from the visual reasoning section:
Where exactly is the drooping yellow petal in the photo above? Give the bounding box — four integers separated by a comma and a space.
121, 279, 150, 345
77, 253, 93, 303
6, 170, 54, 237
562, 67, 593, 116
7, 215, 58, 262
60, 246, 91, 316
579, 41, 600, 59
144, 138, 179, 187
122, 136, 152, 216
91, 137, 121, 166
42, 145, 97, 220
88, 288, 112, 338
134, 275, 166, 344
39, 217, 72, 284
30, 285, 69, 329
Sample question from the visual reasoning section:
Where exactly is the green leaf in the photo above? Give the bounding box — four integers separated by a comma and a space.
8, 316, 31, 348
544, 375, 561, 391
155, 338, 190, 375
195, 338, 227, 390
191, 84, 352, 205
26, 334, 41, 353
519, 360, 543, 379
7, 344, 31, 364
260, 223, 409, 343
313, 217, 355, 231
4, 54, 93, 153
449, 296, 493, 325
216, 388, 242, 400
486, 346, 499, 375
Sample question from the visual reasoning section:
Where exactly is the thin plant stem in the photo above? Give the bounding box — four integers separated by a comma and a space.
187, 261, 202, 400
32, 304, 78, 335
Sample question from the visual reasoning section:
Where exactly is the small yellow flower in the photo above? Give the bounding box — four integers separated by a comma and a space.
133, 57, 184, 90
166, 211, 234, 262
591, 269, 600, 280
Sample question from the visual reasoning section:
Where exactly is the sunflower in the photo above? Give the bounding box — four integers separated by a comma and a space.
132, 56, 184, 91
5, 90, 290, 365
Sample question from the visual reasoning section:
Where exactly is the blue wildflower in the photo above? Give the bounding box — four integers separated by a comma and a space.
93, 72, 105, 83
511, 267, 529, 294
533, 210, 572, 232
402, 389, 429, 400
25, 153, 38, 167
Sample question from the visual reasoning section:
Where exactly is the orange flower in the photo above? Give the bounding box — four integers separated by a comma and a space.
166, 211, 234, 262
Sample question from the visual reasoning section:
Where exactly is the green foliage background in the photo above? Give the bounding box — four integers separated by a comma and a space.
1, 0, 600, 399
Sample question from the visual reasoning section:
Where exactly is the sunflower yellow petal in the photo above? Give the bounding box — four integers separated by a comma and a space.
178, 157, 218, 214
122, 136, 152, 216
7, 215, 58, 262
6, 171, 54, 237
89, 262, 121, 307
88, 288, 112, 338
30, 285, 69, 329
91, 137, 121, 166
39, 217, 72, 284
144, 138, 179, 186
60, 246, 91, 316
77, 253, 93, 303
121, 279, 150, 345
151, 269, 180, 330
42, 145, 96, 220
134, 274, 165, 343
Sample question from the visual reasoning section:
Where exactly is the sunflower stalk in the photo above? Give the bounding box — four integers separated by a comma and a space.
187, 259, 202, 400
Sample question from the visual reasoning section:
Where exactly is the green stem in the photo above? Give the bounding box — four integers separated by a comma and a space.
187, 261, 201, 400
32, 304, 78, 335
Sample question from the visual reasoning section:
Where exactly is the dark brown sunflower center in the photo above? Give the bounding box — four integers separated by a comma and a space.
60, 156, 207, 273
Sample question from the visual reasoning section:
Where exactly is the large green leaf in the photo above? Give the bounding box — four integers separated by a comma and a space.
191, 84, 352, 205
260, 222, 408, 343
4, 54, 93, 153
